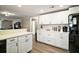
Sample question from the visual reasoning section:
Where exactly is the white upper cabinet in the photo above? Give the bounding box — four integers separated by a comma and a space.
61, 33, 69, 50
39, 14, 52, 24
39, 10, 69, 24
69, 6, 79, 14
60, 11, 69, 24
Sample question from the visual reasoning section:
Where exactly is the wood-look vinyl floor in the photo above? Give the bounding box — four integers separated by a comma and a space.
31, 37, 67, 53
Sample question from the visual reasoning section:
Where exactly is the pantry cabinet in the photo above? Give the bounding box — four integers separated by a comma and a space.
6, 34, 32, 53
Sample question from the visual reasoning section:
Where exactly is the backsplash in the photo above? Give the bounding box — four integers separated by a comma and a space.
0, 29, 27, 35
40, 24, 69, 32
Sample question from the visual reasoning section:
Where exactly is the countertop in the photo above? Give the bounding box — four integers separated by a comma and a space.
0, 29, 32, 40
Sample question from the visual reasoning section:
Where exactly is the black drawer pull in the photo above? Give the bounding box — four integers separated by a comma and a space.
25, 39, 29, 42
10, 39, 15, 42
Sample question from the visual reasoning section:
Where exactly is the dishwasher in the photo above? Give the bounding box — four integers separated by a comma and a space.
0, 40, 6, 53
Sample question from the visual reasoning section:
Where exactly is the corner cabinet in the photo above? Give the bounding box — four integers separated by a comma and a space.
6, 34, 32, 53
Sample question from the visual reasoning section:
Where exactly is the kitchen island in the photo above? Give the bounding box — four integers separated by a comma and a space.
0, 29, 33, 53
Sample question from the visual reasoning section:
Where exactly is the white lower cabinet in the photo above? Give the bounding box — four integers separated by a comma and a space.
37, 30, 69, 50
18, 35, 32, 53
37, 32, 45, 42
7, 37, 18, 53
60, 33, 69, 50
6, 34, 32, 53
51, 33, 60, 47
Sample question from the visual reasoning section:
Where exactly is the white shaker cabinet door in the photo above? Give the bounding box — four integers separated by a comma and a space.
39, 15, 51, 24
18, 35, 32, 53
69, 6, 79, 14
50, 32, 60, 47
60, 33, 69, 50
37, 32, 44, 42
39, 15, 44, 24
37, 32, 41, 41
25, 35, 32, 52
18, 35, 27, 53
6, 37, 17, 53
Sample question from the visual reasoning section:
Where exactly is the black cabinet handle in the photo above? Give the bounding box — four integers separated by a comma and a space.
16, 43, 18, 46
10, 39, 15, 42
25, 39, 29, 42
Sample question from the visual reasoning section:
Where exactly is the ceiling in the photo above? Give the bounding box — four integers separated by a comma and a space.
0, 5, 72, 17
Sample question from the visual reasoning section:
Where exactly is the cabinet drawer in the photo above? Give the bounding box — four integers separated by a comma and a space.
25, 34, 32, 39
19, 38, 31, 44
18, 34, 32, 39
7, 37, 17, 45
18, 35, 32, 43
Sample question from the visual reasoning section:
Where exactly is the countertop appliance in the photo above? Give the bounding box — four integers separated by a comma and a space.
63, 26, 68, 32
0, 40, 6, 53
69, 13, 79, 53
14, 22, 21, 29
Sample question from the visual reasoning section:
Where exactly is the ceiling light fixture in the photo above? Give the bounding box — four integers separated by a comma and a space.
18, 5, 22, 7
1, 11, 8, 14
0, 11, 15, 16
59, 5, 63, 7
40, 10, 44, 13
49, 6, 54, 8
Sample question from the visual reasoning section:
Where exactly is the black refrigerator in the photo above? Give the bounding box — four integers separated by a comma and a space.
69, 13, 79, 53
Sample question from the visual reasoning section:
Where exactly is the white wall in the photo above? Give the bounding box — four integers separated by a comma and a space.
0, 18, 22, 29
0, 17, 30, 30
21, 16, 30, 31
0, 18, 4, 29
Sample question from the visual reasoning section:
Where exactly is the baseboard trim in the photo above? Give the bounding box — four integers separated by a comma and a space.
37, 40, 68, 52
27, 50, 32, 53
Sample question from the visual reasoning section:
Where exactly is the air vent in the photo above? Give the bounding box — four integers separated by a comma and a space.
49, 6, 54, 8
